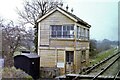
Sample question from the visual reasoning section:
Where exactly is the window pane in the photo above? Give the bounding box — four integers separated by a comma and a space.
51, 26, 55, 31
51, 31, 56, 37
52, 31, 56, 37
51, 25, 74, 38
66, 53, 69, 62
57, 31, 62, 37
67, 31, 70, 37
56, 26, 62, 30
70, 30, 74, 38
70, 53, 74, 62
77, 26, 79, 38
66, 51, 74, 63
63, 26, 67, 30
87, 29, 89, 40
64, 25, 74, 38
67, 26, 70, 30
81, 28, 84, 36
71, 26, 74, 30
63, 31, 67, 38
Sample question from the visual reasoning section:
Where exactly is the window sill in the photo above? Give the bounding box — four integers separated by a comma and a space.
50, 38, 75, 40
77, 39, 89, 42
50, 37, 90, 41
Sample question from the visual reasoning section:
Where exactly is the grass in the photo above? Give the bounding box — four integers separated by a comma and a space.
89, 48, 116, 66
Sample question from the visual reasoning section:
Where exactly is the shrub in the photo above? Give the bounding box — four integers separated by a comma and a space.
2, 67, 32, 79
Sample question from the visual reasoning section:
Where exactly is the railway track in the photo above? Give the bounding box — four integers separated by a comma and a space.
71, 52, 120, 80
82, 52, 120, 75
56, 51, 120, 80
114, 69, 120, 80
92, 56, 120, 80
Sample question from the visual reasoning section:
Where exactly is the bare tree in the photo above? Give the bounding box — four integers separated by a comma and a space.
2, 21, 32, 67
17, 0, 63, 25
20, 27, 34, 51
17, 0, 63, 52
0, 17, 3, 58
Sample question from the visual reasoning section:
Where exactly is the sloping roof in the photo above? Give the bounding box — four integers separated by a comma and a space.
21, 53, 40, 58
15, 53, 40, 58
37, 6, 91, 28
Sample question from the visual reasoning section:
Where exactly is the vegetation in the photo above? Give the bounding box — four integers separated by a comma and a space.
96, 39, 116, 52
89, 39, 98, 58
0, 0, 64, 77
89, 38, 118, 67
2, 67, 32, 79
1, 19, 34, 67
17, 0, 63, 52
89, 39, 118, 58
90, 48, 116, 65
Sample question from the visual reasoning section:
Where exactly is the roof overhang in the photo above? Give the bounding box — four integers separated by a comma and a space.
77, 21, 91, 28
37, 7, 91, 28
37, 7, 77, 23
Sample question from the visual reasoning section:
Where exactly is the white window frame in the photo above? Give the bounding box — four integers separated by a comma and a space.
50, 24, 74, 38
77, 26, 89, 40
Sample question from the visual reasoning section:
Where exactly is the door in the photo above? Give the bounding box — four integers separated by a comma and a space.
65, 51, 74, 73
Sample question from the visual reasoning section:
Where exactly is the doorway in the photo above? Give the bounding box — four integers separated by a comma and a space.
65, 51, 74, 73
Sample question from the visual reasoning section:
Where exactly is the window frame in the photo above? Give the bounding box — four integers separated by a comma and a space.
81, 50, 86, 62
77, 26, 89, 40
50, 24, 74, 39
66, 51, 74, 63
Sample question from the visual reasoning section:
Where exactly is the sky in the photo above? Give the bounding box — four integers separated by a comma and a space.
0, 0, 119, 41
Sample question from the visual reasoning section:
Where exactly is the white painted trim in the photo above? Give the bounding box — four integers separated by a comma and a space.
57, 8, 78, 22
37, 7, 78, 23
38, 23, 41, 55
37, 8, 56, 22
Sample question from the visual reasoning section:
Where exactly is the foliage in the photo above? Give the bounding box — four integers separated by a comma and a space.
0, 17, 3, 58
89, 39, 118, 58
90, 48, 115, 65
89, 39, 98, 58
2, 67, 32, 79
97, 39, 112, 52
2, 21, 24, 55
17, 0, 63, 52
20, 27, 34, 51
1, 20, 34, 67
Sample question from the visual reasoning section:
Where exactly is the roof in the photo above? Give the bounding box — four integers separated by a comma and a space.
37, 6, 91, 28
15, 53, 40, 58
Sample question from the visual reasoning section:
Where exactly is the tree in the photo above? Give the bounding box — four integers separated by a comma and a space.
20, 27, 34, 51
17, 0, 63, 52
89, 39, 98, 58
97, 39, 112, 52
2, 21, 33, 67
0, 17, 3, 58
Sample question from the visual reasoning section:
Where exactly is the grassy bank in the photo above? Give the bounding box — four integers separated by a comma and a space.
89, 48, 116, 66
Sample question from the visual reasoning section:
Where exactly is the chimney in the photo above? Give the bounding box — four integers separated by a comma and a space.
71, 8, 73, 13
60, 2, 63, 7
66, 5, 69, 11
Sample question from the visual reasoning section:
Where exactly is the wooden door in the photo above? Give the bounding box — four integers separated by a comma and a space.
65, 51, 74, 73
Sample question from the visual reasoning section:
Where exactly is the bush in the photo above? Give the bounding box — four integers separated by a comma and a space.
2, 67, 32, 79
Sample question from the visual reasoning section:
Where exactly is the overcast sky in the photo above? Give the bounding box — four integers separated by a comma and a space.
0, 0, 119, 41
